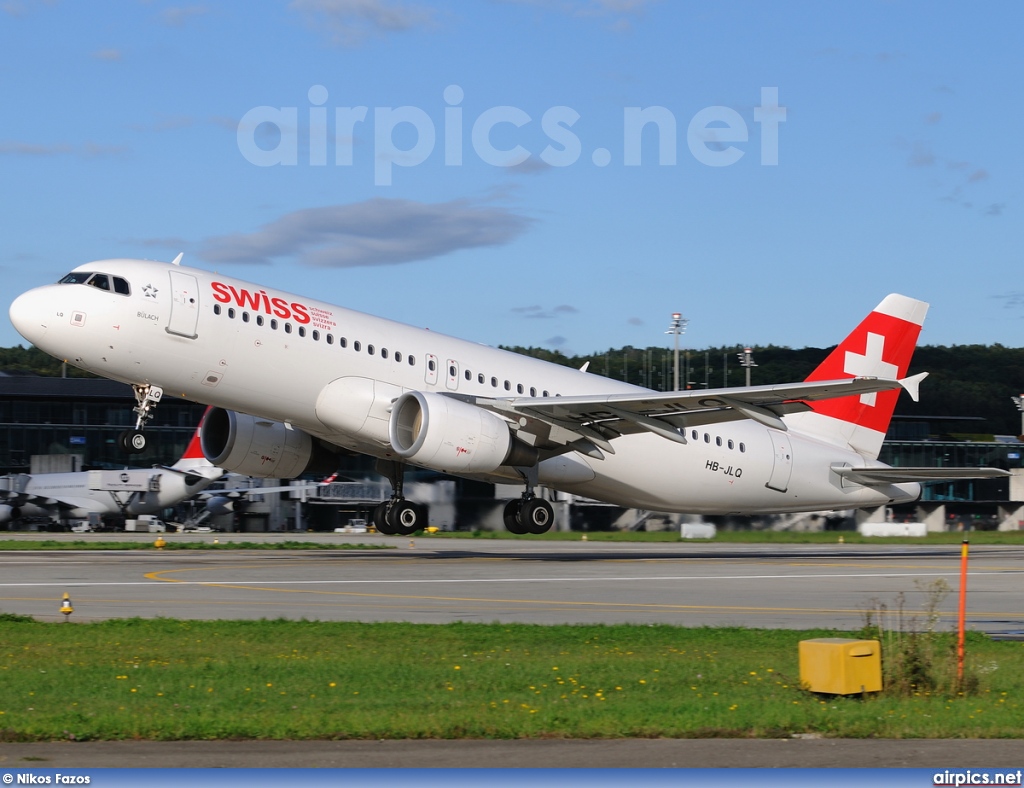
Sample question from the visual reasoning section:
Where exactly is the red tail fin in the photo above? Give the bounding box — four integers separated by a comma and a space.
170, 407, 212, 469
786, 294, 928, 458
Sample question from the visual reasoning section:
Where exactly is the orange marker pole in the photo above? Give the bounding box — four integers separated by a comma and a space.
957, 539, 969, 686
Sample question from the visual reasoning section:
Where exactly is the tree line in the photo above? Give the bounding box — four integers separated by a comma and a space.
501, 343, 1024, 438
4, 342, 1023, 437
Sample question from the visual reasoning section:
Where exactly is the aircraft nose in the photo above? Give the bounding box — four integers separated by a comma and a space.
9, 287, 51, 345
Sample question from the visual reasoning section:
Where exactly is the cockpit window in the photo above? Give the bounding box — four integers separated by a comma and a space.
59, 272, 93, 285
57, 271, 130, 296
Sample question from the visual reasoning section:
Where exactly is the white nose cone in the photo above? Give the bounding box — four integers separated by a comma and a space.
9, 288, 50, 345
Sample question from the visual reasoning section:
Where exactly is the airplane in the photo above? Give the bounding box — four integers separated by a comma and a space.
8, 256, 1009, 536
0, 416, 225, 527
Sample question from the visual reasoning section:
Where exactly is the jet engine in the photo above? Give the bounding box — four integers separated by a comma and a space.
0, 504, 20, 524
199, 408, 337, 478
389, 391, 537, 474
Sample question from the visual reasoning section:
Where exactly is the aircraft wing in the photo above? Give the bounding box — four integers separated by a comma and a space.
0, 474, 66, 511
471, 376, 911, 457
832, 466, 1012, 486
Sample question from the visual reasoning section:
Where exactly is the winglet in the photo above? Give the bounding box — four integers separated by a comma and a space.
899, 371, 929, 403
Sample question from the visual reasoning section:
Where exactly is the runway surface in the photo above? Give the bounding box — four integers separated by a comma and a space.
1, 533, 1022, 633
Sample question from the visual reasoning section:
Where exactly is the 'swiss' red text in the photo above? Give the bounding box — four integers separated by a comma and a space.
211, 281, 310, 324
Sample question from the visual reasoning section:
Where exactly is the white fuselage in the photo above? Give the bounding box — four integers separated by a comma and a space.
0, 466, 219, 522
9, 259, 920, 515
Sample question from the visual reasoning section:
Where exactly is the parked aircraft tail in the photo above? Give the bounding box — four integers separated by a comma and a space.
169, 408, 219, 475
785, 294, 928, 460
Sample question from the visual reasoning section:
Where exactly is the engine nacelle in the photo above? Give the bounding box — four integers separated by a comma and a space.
0, 504, 19, 523
389, 391, 537, 474
204, 495, 243, 516
199, 408, 336, 478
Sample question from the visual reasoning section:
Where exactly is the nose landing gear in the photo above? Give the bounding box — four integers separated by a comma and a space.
119, 384, 163, 454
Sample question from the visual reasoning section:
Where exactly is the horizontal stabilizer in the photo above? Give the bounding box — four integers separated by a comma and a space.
832, 465, 1011, 486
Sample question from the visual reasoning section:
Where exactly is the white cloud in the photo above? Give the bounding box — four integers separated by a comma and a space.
161, 5, 209, 27
199, 198, 533, 268
289, 0, 436, 46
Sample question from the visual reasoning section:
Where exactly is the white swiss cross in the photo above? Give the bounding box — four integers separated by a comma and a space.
844, 332, 898, 406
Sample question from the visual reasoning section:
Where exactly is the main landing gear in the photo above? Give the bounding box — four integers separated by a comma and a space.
119, 384, 163, 455
503, 495, 555, 535
372, 460, 428, 536
502, 467, 555, 535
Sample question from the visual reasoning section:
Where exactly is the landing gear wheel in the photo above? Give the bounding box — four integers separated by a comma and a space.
520, 498, 554, 534
119, 429, 147, 454
387, 500, 425, 536
372, 502, 396, 535
503, 499, 529, 535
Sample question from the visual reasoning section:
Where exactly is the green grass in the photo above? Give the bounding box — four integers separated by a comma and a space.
1, 530, 1021, 550
0, 618, 1020, 741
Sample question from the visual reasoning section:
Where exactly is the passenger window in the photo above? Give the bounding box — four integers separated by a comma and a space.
285, 322, 292, 333
340, 337, 347, 347
704, 433, 710, 443
394, 351, 402, 362
368, 345, 375, 355
428, 359, 436, 372
312, 330, 319, 341
409, 355, 416, 366
214, 304, 221, 316
326, 334, 333, 345
478, 374, 485, 384
517, 384, 524, 394
728, 439, 734, 450
256, 315, 264, 326
271, 319, 278, 330
228, 308, 236, 319
381, 348, 388, 359
491, 377, 498, 387
739, 443, 746, 453
530, 387, 536, 397
354, 341, 361, 351
242, 312, 250, 323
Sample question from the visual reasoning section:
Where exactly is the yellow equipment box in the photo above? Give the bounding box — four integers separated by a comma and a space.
798, 638, 882, 694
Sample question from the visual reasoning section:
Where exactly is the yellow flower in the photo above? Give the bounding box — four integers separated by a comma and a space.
329, 682, 336, 687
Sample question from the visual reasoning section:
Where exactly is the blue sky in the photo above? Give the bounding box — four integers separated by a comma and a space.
1, 1, 1022, 358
